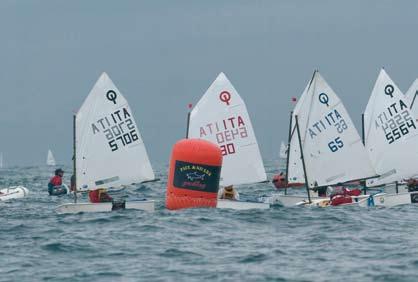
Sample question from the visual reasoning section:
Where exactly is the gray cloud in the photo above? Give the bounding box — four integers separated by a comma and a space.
1, 0, 418, 166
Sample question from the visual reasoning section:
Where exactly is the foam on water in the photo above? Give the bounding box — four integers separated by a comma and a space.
1, 162, 418, 282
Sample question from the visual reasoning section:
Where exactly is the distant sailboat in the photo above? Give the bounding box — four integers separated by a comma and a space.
279, 141, 287, 159
56, 72, 155, 214
46, 150, 56, 166
0, 152, 3, 169
279, 71, 376, 206
188, 72, 269, 209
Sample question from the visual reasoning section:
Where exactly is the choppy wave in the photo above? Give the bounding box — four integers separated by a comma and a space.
1, 162, 418, 281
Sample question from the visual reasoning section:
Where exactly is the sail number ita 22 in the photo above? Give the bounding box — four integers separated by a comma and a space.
374, 100, 416, 145
91, 107, 140, 152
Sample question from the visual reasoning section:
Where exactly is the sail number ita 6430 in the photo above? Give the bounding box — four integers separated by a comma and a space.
198, 115, 248, 156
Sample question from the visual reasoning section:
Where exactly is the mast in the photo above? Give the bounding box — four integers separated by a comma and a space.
73, 114, 77, 203
295, 115, 311, 203
284, 110, 293, 195
410, 90, 418, 110
361, 113, 367, 195
185, 103, 192, 139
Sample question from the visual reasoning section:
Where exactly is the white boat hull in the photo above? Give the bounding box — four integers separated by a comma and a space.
0, 186, 29, 201
276, 194, 326, 207
216, 199, 270, 210
358, 192, 418, 207
302, 195, 370, 207
55, 200, 155, 214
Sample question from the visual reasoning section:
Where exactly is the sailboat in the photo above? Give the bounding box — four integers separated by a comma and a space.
46, 150, 56, 166
277, 141, 288, 171
188, 72, 269, 210
0, 152, 3, 169
358, 69, 418, 207
278, 71, 376, 207
56, 72, 156, 214
272, 138, 304, 189
279, 141, 287, 159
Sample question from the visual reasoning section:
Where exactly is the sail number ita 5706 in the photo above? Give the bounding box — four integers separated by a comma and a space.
91, 107, 140, 152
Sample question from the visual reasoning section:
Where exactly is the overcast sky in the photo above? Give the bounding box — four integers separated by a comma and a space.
1, 0, 418, 166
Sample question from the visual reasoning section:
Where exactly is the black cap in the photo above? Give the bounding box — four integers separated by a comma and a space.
55, 168, 64, 175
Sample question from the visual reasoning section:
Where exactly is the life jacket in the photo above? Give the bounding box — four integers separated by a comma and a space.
49, 175, 62, 187
222, 187, 236, 200
330, 195, 353, 206
329, 187, 361, 206
89, 189, 113, 203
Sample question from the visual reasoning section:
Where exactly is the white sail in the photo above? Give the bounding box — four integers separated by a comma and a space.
279, 141, 287, 159
46, 150, 56, 166
287, 79, 312, 184
0, 152, 3, 169
405, 78, 418, 116
364, 69, 418, 186
189, 72, 267, 186
75, 72, 155, 192
290, 71, 375, 188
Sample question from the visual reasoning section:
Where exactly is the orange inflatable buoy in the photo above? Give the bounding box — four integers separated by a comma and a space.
166, 138, 223, 210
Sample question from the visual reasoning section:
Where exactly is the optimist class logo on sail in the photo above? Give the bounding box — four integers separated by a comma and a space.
198, 91, 248, 156
90, 90, 141, 152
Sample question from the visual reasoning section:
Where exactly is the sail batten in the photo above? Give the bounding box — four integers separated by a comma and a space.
188, 72, 267, 186
75, 72, 155, 191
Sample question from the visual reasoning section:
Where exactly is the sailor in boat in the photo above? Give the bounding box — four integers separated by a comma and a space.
88, 188, 113, 203
218, 185, 240, 201
272, 172, 304, 189
326, 185, 362, 206
407, 179, 418, 192
48, 168, 68, 196
272, 172, 286, 188
312, 182, 327, 197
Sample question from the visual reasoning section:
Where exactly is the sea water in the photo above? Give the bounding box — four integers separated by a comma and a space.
1, 161, 418, 282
